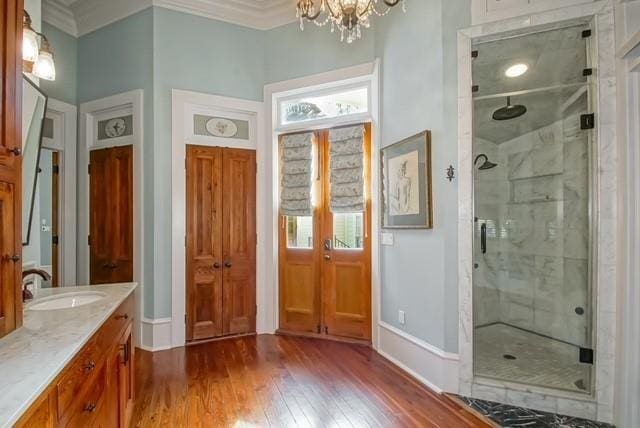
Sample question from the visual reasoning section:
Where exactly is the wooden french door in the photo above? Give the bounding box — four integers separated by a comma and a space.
89, 146, 134, 284
279, 124, 372, 342
186, 145, 256, 342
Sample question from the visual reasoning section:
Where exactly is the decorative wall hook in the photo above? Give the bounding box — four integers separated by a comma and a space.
446, 165, 455, 182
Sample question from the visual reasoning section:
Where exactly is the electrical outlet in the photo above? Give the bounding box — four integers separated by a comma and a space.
399, 310, 406, 325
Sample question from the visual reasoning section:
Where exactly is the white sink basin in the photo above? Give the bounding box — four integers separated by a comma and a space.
29, 292, 107, 311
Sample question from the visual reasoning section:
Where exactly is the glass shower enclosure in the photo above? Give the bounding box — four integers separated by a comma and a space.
471, 24, 595, 394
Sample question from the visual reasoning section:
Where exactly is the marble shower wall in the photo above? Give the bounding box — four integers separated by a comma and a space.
474, 113, 590, 347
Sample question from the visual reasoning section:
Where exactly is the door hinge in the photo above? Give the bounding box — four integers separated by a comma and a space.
324, 326, 328, 335
87, 163, 91, 175
316, 324, 321, 334
52, 165, 60, 175
184, 236, 187, 247
579, 347, 594, 364
184, 314, 187, 324
184, 158, 187, 170
87, 235, 91, 246
580, 113, 595, 130
52, 235, 59, 245
255, 304, 258, 315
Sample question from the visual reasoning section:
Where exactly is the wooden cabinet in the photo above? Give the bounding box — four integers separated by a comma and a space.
185, 146, 256, 342
89, 146, 134, 285
0, 0, 24, 340
15, 295, 135, 428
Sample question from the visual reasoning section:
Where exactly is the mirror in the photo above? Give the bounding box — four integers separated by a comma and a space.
21, 75, 48, 245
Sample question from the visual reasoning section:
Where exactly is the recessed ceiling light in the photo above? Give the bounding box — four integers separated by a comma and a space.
505, 63, 528, 78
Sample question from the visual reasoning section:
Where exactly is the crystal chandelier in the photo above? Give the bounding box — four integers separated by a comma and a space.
297, 0, 405, 43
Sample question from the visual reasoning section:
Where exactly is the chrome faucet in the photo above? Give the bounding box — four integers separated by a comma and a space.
22, 269, 52, 302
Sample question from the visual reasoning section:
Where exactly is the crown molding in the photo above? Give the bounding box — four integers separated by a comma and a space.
73, 0, 154, 36
42, 0, 79, 37
42, 0, 298, 38
153, 0, 297, 30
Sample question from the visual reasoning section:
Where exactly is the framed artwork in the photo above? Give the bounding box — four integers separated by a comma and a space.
381, 130, 433, 229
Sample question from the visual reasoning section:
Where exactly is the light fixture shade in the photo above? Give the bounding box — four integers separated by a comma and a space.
33, 50, 56, 81
23, 27, 39, 63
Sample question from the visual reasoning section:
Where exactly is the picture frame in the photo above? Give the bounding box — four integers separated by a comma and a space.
381, 130, 433, 229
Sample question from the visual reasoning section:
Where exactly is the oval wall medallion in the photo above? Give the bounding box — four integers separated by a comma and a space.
206, 118, 238, 138
104, 118, 127, 138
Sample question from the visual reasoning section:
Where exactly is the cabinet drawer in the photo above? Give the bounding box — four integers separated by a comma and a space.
56, 338, 102, 416
63, 363, 107, 428
100, 295, 134, 350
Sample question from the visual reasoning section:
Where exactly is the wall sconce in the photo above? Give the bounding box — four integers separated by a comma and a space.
23, 10, 56, 81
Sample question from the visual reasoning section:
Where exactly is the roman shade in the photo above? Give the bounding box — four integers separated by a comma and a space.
280, 132, 314, 216
329, 125, 365, 213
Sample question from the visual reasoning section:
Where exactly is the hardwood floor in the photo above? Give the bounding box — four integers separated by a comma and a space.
131, 335, 490, 428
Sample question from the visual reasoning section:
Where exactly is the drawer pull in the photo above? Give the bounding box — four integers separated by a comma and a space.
115, 313, 129, 320
83, 360, 96, 372
83, 403, 97, 413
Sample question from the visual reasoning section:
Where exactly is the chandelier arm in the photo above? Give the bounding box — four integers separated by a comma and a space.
305, 7, 322, 20
324, 0, 341, 19
357, 0, 376, 19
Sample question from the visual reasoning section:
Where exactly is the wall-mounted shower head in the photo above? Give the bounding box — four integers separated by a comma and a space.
492, 96, 527, 121
474, 154, 498, 170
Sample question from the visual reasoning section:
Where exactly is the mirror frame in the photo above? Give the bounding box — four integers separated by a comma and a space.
22, 74, 48, 246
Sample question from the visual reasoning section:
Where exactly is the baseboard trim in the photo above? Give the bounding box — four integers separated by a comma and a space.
378, 321, 460, 393
139, 317, 173, 352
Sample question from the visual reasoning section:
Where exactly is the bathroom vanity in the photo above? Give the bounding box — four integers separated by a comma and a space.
0, 283, 136, 427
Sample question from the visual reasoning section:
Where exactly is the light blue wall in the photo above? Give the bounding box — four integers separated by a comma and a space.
40, 23, 77, 105
151, 7, 266, 317
265, 22, 375, 84
77, 9, 156, 318
373, 0, 470, 352
71, 3, 471, 350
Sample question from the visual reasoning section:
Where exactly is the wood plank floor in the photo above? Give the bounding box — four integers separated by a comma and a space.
131, 334, 490, 428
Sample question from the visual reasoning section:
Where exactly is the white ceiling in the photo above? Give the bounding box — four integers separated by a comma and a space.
43, 0, 298, 37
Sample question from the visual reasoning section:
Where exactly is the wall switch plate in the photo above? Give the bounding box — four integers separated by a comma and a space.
381, 232, 394, 246
399, 310, 406, 325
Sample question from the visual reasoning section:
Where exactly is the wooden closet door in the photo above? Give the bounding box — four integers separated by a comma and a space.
89, 146, 133, 285
186, 145, 223, 341
222, 148, 256, 335
0, 0, 24, 339
110, 146, 134, 283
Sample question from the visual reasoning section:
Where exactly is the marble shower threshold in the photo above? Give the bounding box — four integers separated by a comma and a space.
454, 396, 614, 428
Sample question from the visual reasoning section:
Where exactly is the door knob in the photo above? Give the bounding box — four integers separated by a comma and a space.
9, 254, 20, 263
8, 147, 21, 156
324, 254, 331, 260
213, 262, 221, 269
224, 261, 232, 268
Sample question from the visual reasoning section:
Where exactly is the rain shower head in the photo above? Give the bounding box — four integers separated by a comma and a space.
474, 154, 498, 170
492, 96, 527, 121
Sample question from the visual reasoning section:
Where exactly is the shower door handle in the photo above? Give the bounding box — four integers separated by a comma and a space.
481, 223, 487, 254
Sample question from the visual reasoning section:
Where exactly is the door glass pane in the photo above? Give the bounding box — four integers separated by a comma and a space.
287, 216, 313, 249
472, 24, 593, 394
333, 213, 364, 249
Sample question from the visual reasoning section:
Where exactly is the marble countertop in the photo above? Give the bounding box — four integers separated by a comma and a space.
0, 283, 137, 427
